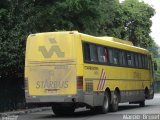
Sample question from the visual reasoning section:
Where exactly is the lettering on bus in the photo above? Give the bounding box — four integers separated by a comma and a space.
36, 80, 68, 89
84, 66, 98, 70
39, 38, 65, 58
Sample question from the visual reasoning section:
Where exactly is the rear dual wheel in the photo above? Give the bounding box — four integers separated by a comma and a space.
100, 91, 110, 113
92, 91, 119, 114
110, 91, 119, 112
93, 91, 110, 114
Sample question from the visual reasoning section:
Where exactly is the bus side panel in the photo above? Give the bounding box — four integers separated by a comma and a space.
83, 63, 151, 106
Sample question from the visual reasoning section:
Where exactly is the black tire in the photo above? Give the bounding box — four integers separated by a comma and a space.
110, 91, 119, 112
145, 89, 149, 99
98, 91, 110, 114
139, 101, 145, 107
52, 105, 75, 116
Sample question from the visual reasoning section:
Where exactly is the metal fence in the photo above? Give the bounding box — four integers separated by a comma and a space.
0, 73, 27, 112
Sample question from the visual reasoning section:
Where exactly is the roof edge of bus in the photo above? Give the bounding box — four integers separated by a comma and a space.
78, 33, 149, 53
97, 36, 134, 46
28, 31, 79, 37
96, 36, 149, 53
27, 31, 150, 54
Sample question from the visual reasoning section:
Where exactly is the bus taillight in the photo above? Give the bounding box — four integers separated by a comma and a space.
77, 76, 83, 89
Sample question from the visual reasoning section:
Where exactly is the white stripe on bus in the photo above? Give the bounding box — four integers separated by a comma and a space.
99, 70, 105, 90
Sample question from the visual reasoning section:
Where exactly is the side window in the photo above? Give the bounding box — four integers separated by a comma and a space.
138, 54, 142, 68
83, 43, 90, 62
127, 52, 134, 66
131, 53, 134, 67
103, 48, 109, 63
121, 51, 126, 66
97, 46, 109, 63
134, 53, 139, 68
142, 55, 148, 69
113, 49, 119, 65
119, 51, 123, 65
119, 51, 126, 66
97, 46, 105, 63
89, 44, 98, 62
83, 42, 148, 69
148, 55, 154, 76
127, 52, 132, 66
144, 56, 148, 69
142, 55, 145, 68
109, 48, 114, 64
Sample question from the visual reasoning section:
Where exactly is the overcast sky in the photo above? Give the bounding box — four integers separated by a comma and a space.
119, 0, 160, 46
143, 0, 160, 46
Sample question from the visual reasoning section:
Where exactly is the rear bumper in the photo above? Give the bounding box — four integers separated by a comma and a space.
25, 90, 84, 103
25, 91, 104, 107
26, 95, 78, 103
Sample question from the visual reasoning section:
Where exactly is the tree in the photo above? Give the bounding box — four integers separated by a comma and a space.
120, 0, 155, 47
148, 42, 160, 58
97, 0, 125, 38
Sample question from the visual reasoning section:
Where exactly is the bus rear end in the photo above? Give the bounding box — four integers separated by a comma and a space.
25, 32, 82, 115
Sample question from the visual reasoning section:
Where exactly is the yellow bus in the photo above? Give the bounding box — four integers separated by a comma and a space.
25, 31, 156, 115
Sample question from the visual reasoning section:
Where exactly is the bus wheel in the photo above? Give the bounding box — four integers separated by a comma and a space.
52, 105, 75, 116
110, 91, 119, 112
98, 91, 110, 114
139, 101, 145, 107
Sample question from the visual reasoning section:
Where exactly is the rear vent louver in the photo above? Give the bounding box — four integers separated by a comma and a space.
24, 77, 28, 90
86, 81, 93, 92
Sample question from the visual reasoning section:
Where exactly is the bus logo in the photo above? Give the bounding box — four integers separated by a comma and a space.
39, 38, 65, 58
97, 69, 106, 90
